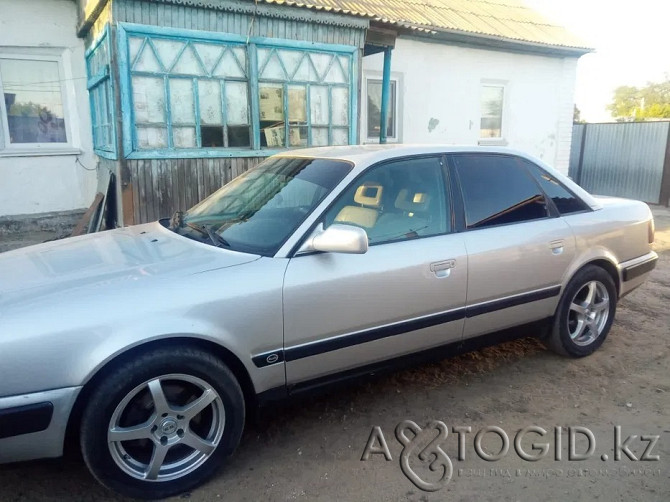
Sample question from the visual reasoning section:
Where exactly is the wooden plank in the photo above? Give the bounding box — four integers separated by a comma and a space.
150, 1, 158, 26
71, 193, 105, 236
149, 160, 158, 221
155, 159, 165, 219
140, 160, 149, 223
131, 162, 139, 224
187, 158, 197, 208
175, 158, 183, 212
177, 5, 184, 30
141, 0, 148, 25
93, 169, 112, 232
194, 158, 203, 205
142, 160, 152, 223
136, 160, 146, 223
153, 160, 163, 220
160, 159, 167, 218
172, 160, 180, 214
181, 158, 189, 210
196, 158, 204, 202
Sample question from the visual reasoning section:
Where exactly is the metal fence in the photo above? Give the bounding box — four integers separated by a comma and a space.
569, 121, 670, 205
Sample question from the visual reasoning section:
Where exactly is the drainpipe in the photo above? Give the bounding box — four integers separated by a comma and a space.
379, 47, 392, 144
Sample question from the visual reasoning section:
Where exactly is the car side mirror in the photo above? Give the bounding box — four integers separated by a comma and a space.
311, 224, 369, 254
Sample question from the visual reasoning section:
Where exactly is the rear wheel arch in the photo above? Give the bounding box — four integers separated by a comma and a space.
64, 337, 257, 457
576, 258, 620, 297
547, 264, 618, 357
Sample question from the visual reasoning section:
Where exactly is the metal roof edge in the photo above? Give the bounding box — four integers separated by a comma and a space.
394, 26, 593, 57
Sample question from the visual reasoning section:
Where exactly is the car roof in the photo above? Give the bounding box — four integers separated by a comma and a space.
274, 144, 535, 164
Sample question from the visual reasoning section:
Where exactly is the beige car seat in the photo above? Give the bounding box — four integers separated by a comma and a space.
394, 189, 431, 216
369, 188, 433, 241
334, 182, 384, 228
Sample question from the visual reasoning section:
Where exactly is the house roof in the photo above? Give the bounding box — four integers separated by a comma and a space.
261, 0, 592, 53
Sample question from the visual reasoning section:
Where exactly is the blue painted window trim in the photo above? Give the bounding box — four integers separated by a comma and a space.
86, 25, 118, 160
117, 23, 358, 159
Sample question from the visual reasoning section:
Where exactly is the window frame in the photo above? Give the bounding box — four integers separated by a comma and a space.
363, 72, 401, 144
517, 157, 592, 216
478, 81, 507, 146
117, 23, 359, 160
86, 25, 117, 159
0, 49, 77, 156
447, 152, 555, 232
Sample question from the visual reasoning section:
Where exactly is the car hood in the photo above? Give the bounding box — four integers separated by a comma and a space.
0, 222, 259, 309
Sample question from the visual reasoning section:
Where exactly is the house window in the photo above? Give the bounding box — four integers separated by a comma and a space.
87, 27, 116, 158
257, 48, 351, 148
480, 84, 505, 139
0, 53, 72, 151
366, 78, 397, 141
120, 25, 356, 158
127, 34, 251, 150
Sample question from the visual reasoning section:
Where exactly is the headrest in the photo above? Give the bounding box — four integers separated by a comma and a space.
395, 189, 431, 212
353, 183, 383, 208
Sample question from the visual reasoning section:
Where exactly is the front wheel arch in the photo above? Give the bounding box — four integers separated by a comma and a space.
64, 337, 256, 458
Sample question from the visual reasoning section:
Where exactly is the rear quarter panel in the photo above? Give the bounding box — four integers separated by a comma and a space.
561, 198, 653, 293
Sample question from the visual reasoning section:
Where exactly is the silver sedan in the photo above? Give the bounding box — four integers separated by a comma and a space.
0, 145, 657, 499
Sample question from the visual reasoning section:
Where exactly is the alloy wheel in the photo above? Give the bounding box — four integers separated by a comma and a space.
567, 280, 610, 347
107, 374, 225, 482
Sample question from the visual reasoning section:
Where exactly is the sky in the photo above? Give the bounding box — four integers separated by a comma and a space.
525, 0, 670, 122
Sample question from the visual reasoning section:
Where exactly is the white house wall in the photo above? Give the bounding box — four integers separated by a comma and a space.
361, 37, 579, 174
0, 0, 97, 217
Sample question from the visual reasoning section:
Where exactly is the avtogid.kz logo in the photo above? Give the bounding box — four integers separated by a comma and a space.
360, 421, 661, 492
361, 420, 454, 492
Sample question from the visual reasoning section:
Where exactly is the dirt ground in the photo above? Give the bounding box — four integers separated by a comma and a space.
1, 208, 669, 502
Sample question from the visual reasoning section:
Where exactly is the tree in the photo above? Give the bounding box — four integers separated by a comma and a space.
573, 105, 584, 123
608, 77, 670, 121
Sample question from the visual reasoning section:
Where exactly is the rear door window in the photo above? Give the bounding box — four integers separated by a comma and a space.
452, 154, 549, 229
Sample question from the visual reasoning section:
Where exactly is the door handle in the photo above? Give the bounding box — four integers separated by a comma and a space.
549, 239, 564, 255
430, 259, 456, 278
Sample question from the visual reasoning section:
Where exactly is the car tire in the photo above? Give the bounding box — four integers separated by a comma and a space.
545, 265, 617, 357
80, 346, 245, 500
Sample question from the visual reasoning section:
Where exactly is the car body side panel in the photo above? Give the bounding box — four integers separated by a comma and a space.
560, 198, 654, 295
462, 217, 576, 338
282, 234, 468, 384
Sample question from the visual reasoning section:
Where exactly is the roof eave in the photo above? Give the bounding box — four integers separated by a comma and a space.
371, 21, 593, 57
432, 27, 593, 57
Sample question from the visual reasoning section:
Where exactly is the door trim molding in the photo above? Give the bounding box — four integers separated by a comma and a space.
464, 285, 560, 318
251, 285, 561, 366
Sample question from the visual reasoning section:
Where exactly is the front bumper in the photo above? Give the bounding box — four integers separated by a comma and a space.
618, 251, 658, 298
0, 386, 81, 463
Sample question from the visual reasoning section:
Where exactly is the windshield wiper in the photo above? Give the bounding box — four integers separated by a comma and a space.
167, 210, 230, 248
186, 222, 231, 248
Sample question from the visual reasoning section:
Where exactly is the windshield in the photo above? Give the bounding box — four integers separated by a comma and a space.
180, 157, 353, 255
